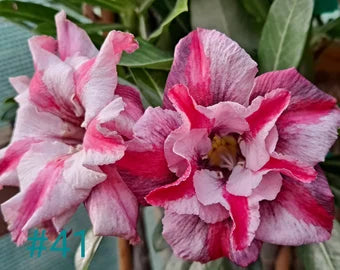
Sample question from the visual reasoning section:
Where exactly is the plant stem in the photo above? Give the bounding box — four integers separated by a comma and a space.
118, 238, 133, 270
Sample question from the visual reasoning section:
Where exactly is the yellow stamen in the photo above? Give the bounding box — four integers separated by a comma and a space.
207, 135, 238, 168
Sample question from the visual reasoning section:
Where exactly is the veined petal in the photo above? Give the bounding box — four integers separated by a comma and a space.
167, 84, 212, 130
0, 139, 41, 187
193, 169, 260, 250
1, 143, 106, 245
76, 31, 138, 127
28, 36, 80, 123
85, 165, 139, 244
240, 88, 291, 171
162, 211, 261, 266
251, 68, 340, 165
164, 28, 257, 108
205, 101, 249, 136
261, 153, 317, 183
12, 92, 83, 144
256, 168, 334, 245
117, 107, 180, 203
83, 98, 126, 166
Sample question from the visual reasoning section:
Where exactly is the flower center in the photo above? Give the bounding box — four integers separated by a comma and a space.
207, 135, 242, 170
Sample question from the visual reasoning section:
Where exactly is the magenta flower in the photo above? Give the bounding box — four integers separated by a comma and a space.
0, 11, 143, 245
118, 29, 340, 266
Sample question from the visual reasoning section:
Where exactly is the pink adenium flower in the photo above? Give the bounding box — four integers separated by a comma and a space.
118, 29, 340, 266
0, 11, 143, 245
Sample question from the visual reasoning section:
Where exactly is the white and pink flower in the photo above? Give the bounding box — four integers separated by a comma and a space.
0, 11, 143, 245
118, 28, 340, 266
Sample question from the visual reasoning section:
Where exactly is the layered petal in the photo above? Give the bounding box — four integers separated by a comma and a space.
240, 88, 291, 170
167, 84, 212, 129
75, 31, 138, 126
205, 101, 249, 136
194, 170, 260, 250
260, 153, 317, 183
162, 211, 261, 266
256, 168, 334, 245
1, 141, 106, 245
251, 68, 340, 165
164, 28, 257, 108
117, 107, 180, 203
55, 11, 98, 61
85, 165, 139, 244
83, 97, 126, 166
0, 139, 40, 186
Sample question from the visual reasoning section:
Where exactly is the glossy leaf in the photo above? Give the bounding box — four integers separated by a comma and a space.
149, 0, 188, 40
68, 0, 133, 13
74, 229, 103, 270
127, 68, 165, 107
297, 221, 340, 270
120, 39, 173, 70
258, 0, 314, 72
240, 0, 270, 26
0, 1, 58, 24
0, 97, 18, 124
190, 0, 259, 53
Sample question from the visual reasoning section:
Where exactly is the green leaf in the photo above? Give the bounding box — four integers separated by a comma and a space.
149, 0, 188, 40
127, 68, 165, 107
152, 218, 168, 252
258, 0, 314, 73
74, 229, 103, 270
0, 97, 18, 123
190, 0, 259, 54
240, 0, 270, 26
67, 0, 133, 13
136, 0, 156, 14
120, 39, 173, 70
165, 254, 191, 270
297, 220, 340, 270
0, 1, 58, 24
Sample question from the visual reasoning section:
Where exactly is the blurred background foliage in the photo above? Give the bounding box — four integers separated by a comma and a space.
0, 0, 340, 269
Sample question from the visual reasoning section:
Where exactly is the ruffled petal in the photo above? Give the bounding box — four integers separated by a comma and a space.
260, 153, 317, 183
12, 92, 83, 143
205, 101, 249, 135
85, 165, 139, 244
28, 36, 80, 123
1, 142, 106, 245
162, 211, 261, 266
83, 97, 126, 166
164, 28, 257, 108
0, 139, 40, 186
251, 68, 340, 165
167, 84, 212, 130
193, 169, 260, 250
240, 88, 291, 171
75, 31, 138, 127
256, 168, 334, 245
55, 11, 98, 60
226, 165, 264, 197
113, 84, 144, 139
117, 107, 180, 203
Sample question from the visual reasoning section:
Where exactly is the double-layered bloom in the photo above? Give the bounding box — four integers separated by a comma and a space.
0, 11, 143, 244
118, 28, 340, 266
